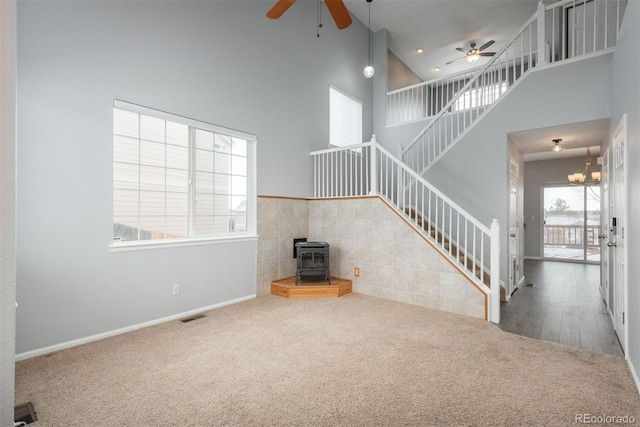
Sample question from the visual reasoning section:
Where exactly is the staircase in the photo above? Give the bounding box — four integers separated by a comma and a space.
311, 140, 502, 322
310, 0, 626, 323
397, 0, 626, 174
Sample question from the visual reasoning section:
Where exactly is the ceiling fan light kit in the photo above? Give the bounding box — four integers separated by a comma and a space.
447, 40, 496, 66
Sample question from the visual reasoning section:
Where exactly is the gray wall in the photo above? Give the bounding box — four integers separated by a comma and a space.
608, 0, 640, 391
387, 50, 423, 92
16, 1, 373, 354
523, 156, 600, 259
423, 53, 612, 286
372, 29, 429, 154
0, 0, 17, 423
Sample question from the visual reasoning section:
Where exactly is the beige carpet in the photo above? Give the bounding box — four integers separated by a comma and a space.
15, 294, 640, 426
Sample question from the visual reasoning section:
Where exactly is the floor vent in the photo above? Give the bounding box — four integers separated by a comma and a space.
525, 282, 535, 287
180, 314, 205, 323
14, 402, 37, 425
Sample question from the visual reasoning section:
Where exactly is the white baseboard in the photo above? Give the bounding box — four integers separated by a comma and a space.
628, 357, 640, 395
15, 294, 256, 361
524, 256, 542, 260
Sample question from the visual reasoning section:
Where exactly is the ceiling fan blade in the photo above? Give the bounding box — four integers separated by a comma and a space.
479, 52, 495, 57
446, 56, 466, 65
266, 0, 296, 19
324, 0, 352, 29
455, 47, 467, 53
478, 40, 495, 51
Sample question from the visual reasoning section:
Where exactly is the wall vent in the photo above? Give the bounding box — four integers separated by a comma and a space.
14, 402, 37, 425
180, 314, 206, 323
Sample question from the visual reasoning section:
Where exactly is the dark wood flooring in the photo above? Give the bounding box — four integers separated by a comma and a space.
499, 259, 623, 357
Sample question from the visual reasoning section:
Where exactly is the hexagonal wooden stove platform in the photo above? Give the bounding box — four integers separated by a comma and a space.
271, 277, 352, 298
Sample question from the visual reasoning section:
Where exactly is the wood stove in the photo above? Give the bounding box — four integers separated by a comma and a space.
295, 241, 330, 285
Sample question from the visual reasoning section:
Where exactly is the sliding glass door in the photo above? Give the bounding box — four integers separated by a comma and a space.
543, 185, 600, 262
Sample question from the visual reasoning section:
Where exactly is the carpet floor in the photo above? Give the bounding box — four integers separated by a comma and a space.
15, 293, 640, 426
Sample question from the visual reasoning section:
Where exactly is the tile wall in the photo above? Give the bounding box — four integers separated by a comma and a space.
257, 195, 486, 320
256, 196, 308, 296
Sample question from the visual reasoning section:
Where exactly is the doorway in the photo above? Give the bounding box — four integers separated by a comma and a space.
542, 185, 600, 263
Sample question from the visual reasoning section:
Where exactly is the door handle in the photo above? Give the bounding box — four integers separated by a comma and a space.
607, 242, 617, 247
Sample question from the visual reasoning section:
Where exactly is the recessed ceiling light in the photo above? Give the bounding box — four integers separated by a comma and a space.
433, 67, 440, 71
416, 48, 424, 54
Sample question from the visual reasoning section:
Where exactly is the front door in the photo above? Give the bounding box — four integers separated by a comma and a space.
611, 115, 627, 352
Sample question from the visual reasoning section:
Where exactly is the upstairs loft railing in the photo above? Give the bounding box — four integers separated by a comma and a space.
386, 69, 478, 127
311, 140, 501, 323
395, 0, 626, 174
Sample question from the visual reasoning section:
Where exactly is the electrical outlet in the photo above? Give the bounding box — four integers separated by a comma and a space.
354, 267, 360, 277
172, 284, 180, 295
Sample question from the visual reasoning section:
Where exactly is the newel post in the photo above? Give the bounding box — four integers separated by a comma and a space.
490, 219, 501, 323
536, 1, 547, 66
369, 135, 377, 195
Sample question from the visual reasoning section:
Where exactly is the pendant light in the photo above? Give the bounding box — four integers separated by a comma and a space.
363, 0, 375, 78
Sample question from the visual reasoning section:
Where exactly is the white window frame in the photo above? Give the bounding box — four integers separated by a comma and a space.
111, 100, 257, 251
329, 85, 363, 148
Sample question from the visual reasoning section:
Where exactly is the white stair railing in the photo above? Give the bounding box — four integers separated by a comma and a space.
311, 140, 501, 323
401, 13, 538, 176
398, 0, 626, 175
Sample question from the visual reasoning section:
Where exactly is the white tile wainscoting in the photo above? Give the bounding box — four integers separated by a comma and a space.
257, 195, 485, 320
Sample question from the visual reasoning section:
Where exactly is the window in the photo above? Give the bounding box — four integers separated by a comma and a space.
329, 85, 362, 148
453, 82, 508, 111
112, 101, 255, 245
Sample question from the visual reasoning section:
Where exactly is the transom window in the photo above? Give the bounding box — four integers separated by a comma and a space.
112, 101, 255, 244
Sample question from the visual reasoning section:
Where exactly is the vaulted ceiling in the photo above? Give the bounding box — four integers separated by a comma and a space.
345, 0, 541, 81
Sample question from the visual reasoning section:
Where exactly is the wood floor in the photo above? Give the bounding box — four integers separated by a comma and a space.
499, 259, 623, 357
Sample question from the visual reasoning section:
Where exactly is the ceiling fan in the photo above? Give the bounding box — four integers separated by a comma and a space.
446, 41, 496, 65
266, 0, 352, 30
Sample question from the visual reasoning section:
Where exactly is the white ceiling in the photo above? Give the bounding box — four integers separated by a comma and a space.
342, 0, 610, 161
509, 119, 608, 162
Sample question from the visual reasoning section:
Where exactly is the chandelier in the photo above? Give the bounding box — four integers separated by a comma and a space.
568, 147, 601, 185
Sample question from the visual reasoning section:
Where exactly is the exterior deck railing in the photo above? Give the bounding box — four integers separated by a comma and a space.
544, 224, 600, 247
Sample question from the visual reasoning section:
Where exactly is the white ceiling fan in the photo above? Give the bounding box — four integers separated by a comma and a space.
446, 40, 496, 65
